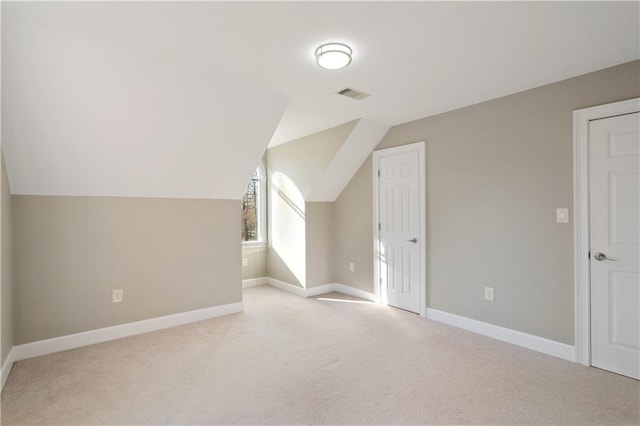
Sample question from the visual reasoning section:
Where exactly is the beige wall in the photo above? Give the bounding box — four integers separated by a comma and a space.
266, 121, 356, 199
266, 168, 306, 286
1, 153, 13, 364
333, 159, 373, 292
265, 121, 356, 287
305, 202, 334, 288
12, 196, 241, 344
334, 60, 640, 345
242, 246, 267, 280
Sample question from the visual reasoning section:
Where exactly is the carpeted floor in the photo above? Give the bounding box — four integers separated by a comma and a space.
1, 285, 639, 425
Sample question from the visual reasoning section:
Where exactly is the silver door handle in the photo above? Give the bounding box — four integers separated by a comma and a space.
594, 252, 616, 261
407, 238, 417, 243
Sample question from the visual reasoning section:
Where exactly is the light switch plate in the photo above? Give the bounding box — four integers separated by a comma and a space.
556, 208, 569, 223
242, 258, 248, 267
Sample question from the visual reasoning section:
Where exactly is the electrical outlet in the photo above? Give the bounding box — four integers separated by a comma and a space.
556, 208, 569, 223
484, 286, 494, 301
112, 289, 123, 303
349, 262, 355, 272
242, 258, 249, 267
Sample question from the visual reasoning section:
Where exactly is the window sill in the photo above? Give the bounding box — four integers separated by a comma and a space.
242, 241, 268, 249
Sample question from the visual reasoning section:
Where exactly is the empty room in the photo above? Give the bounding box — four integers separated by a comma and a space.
1, 1, 639, 425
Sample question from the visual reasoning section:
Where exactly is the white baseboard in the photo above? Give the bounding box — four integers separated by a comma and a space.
1, 347, 16, 393
265, 277, 308, 296
331, 283, 376, 301
425, 307, 576, 362
303, 283, 337, 297
242, 277, 268, 288
263, 278, 376, 301
11, 302, 244, 363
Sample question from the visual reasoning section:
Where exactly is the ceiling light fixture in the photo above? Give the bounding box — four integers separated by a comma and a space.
315, 42, 352, 70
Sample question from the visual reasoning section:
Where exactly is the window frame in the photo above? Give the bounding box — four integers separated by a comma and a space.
242, 162, 267, 248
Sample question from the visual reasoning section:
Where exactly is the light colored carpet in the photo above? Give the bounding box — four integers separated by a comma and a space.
1, 285, 639, 425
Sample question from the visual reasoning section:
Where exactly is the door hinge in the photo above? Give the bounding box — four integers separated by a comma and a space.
378, 223, 381, 231
588, 251, 591, 259
378, 169, 380, 177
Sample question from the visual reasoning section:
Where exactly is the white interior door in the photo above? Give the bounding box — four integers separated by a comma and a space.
374, 143, 424, 314
589, 112, 640, 380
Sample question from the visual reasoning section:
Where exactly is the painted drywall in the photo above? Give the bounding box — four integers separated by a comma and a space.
266, 121, 356, 200
305, 202, 334, 288
265, 122, 354, 287
334, 60, 640, 345
267, 169, 306, 287
1, 153, 13, 364
2, 7, 287, 199
333, 159, 374, 292
242, 246, 267, 280
307, 119, 389, 202
12, 196, 241, 344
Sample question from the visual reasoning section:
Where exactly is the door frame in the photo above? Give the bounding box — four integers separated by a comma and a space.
573, 97, 640, 366
372, 141, 426, 317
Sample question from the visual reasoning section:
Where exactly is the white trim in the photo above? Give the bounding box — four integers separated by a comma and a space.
304, 284, 337, 297
242, 277, 268, 288
242, 161, 267, 246
1, 347, 16, 392
573, 97, 640, 366
265, 277, 309, 297
426, 307, 575, 362
331, 283, 376, 302
265, 277, 333, 297
257, 160, 267, 244
11, 302, 244, 362
261, 278, 376, 301
372, 141, 427, 317
241, 241, 267, 249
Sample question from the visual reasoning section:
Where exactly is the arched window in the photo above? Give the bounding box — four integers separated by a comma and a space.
241, 164, 266, 245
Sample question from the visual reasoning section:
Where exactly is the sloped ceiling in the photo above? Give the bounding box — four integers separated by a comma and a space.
2, 4, 288, 199
266, 121, 358, 201
2, 2, 639, 199
307, 119, 389, 202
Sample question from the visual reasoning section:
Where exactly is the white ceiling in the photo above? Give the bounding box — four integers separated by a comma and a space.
2, 2, 639, 198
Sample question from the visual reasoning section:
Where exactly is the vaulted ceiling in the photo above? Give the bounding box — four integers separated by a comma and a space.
2, 2, 638, 199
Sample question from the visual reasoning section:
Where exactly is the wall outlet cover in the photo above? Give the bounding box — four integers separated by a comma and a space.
112, 289, 123, 303
484, 286, 494, 301
556, 208, 569, 223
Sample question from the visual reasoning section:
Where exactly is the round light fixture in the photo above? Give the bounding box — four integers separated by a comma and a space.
315, 42, 352, 70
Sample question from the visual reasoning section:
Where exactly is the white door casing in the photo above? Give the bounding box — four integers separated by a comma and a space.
589, 112, 640, 379
373, 142, 426, 316
574, 97, 640, 376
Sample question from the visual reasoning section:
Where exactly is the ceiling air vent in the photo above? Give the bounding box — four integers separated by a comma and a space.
336, 87, 370, 101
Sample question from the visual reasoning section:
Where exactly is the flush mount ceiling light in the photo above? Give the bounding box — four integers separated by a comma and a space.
315, 42, 352, 70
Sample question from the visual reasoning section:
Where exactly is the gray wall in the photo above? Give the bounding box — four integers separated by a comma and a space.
305, 202, 334, 288
12, 196, 241, 344
242, 246, 267, 280
1, 153, 13, 364
333, 60, 640, 344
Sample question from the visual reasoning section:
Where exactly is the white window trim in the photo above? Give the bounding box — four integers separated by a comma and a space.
242, 240, 267, 249
242, 161, 267, 247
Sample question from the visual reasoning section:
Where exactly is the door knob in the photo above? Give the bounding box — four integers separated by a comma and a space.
407, 238, 418, 243
594, 252, 616, 261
